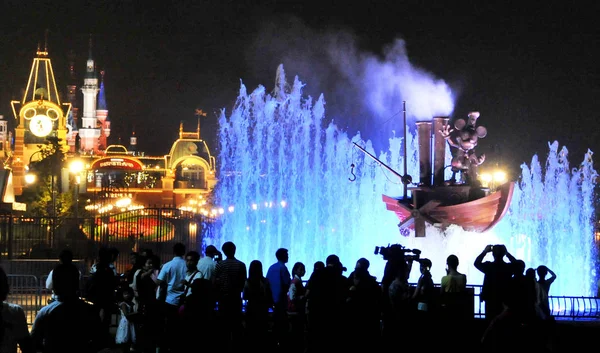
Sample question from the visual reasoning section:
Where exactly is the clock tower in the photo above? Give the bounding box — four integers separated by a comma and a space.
11, 37, 71, 195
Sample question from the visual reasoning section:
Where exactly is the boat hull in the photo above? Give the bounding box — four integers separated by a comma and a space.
382, 181, 515, 234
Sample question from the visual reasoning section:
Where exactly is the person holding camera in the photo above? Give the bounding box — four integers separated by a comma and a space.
197, 245, 220, 282
474, 244, 518, 321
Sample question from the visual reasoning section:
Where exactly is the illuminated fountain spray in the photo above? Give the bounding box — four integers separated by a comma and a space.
215, 68, 597, 296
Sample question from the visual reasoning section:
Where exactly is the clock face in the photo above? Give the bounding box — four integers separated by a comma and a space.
29, 115, 53, 137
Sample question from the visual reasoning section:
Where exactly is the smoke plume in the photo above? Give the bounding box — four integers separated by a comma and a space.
247, 16, 455, 147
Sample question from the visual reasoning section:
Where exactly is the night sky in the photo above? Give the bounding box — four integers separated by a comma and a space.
0, 0, 598, 179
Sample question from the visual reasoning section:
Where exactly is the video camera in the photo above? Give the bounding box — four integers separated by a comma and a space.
374, 244, 421, 261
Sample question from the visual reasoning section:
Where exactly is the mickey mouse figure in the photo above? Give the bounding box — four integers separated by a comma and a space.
439, 111, 487, 185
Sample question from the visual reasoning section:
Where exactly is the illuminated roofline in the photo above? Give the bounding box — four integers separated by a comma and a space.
22, 57, 62, 106
167, 139, 214, 163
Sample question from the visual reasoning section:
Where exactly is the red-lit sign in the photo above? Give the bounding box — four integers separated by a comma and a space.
91, 157, 143, 171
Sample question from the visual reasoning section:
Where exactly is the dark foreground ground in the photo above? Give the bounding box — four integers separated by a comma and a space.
439, 318, 600, 352
92, 316, 600, 353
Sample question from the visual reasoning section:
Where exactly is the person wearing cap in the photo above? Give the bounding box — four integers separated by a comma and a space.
197, 245, 220, 281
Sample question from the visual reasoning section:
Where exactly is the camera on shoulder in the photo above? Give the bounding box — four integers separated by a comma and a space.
374, 244, 421, 261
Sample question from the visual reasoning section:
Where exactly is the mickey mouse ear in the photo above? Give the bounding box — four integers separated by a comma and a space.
468, 111, 480, 120
476, 126, 487, 138
454, 119, 466, 130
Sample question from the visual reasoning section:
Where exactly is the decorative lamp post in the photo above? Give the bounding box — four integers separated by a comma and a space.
69, 160, 84, 223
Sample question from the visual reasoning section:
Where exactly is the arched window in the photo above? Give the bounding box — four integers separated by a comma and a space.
180, 161, 206, 189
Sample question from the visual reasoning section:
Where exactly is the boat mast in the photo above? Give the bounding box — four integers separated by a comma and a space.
352, 100, 413, 198
352, 142, 404, 180
402, 101, 407, 199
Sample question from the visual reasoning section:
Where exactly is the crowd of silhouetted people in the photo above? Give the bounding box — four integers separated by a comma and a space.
0, 241, 559, 353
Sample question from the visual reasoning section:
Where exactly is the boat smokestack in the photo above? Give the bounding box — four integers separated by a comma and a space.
433, 116, 449, 186
416, 121, 432, 186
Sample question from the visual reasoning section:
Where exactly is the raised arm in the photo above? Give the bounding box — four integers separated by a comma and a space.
505, 250, 517, 263
547, 267, 557, 284
474, 245, 492, 271
412, 275, 424, 299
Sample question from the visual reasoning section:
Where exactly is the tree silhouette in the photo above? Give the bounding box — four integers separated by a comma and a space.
21, 137, 75, 219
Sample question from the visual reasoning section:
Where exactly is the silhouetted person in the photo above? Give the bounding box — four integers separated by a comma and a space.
345, 259, 381, 347
305, 255, 348, 353
214, 241, 247, 353
181, 279, 216, 342
266, 248, 291, 348
474, 244, 517, 320
440, 254, 470, 322
243, 260, 273, 351
536, 265, 556, 319
85, 247, 116, 343
156, 242, 187, 353
136, 255, 161, 353
287, 262, 307, 353
506, 260, 537, 322
346, 257, 374, 286
305, 260, 324, 342
413, 258, 434, 313
46, 249, 81, 301
441, 254, 467, 293
197, 245, 219, 281
481, 263, 539, 353
32, 263, 103, 353
0, 266, 34, 353
125, 251, 143, 285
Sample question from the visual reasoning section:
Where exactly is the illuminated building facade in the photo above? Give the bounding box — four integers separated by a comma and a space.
9, 37, 217, 213
11, 41, 71, 195
74, 36, 111, 154
79, 121, 217, 214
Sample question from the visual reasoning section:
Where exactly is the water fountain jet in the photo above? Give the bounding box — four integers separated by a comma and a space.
214, 69, 597, 297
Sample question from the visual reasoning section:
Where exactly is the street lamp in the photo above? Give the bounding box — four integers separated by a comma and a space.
69, 160, 84, 222
24, 173, 37, 185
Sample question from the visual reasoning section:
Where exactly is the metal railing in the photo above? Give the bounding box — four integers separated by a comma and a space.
0, 208, 217, 277
7, 276, 599, 328
6, 275, 45, 327
455, 284, 600, 320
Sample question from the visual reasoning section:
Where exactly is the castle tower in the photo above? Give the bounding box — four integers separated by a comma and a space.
129, 129, 137, 155
96, 71, 110, 150
0, 115, 8, 156
79, 35, 101, 152
66, 49, 79, 152
10, 34, 71, 195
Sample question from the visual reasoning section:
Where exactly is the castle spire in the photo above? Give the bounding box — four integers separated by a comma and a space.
97, 70, 107, 110
80, 34, 101, 152
21, 34, 61, 104
130, 128, 137, 154
85, 34, 96, 80
44, 29, 49, 53
88, 33, 93, 59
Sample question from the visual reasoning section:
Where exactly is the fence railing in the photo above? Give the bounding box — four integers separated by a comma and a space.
454, 284, 600, 320
7, 276, 600, 328
0, 208, 217, 278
